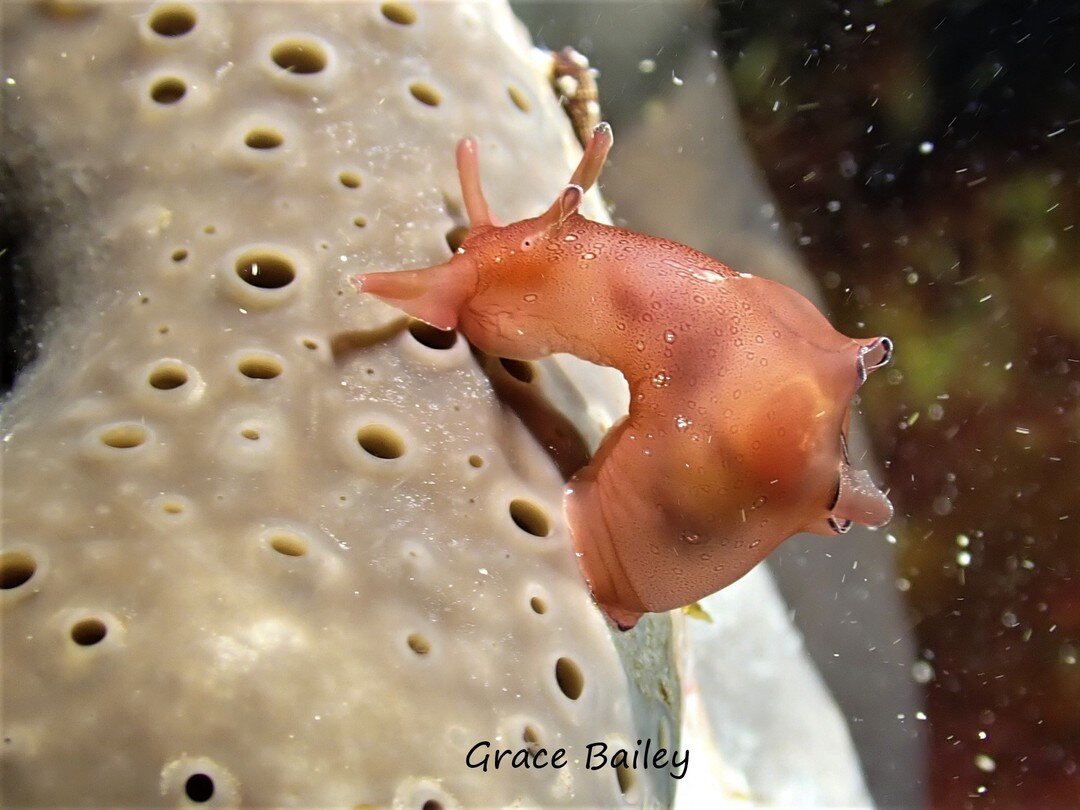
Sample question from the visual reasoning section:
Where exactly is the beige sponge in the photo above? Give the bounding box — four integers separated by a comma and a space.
1, 2, 681, 805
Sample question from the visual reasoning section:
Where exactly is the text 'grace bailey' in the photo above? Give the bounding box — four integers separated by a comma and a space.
465, 738, 689, 780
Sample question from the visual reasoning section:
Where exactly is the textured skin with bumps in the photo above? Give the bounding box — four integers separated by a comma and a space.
357, 124, 894, 628
0, 2, 682, 806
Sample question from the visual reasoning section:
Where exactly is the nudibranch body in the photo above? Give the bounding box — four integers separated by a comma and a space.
355, 123, 893, 629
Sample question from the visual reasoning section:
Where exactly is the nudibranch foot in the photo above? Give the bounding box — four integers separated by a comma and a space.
606, 606, 645, 632
565, 454, 649, 631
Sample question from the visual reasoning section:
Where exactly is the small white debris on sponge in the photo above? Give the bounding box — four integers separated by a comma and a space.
0, 2, 682, 805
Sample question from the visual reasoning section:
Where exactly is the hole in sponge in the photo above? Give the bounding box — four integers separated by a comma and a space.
171, 248, 189, 262
353, 216, 368, 229
357, 424, 405, 459
407, 633, 431, 655
510, 499, 550, 537
499, 358, 534, 383
235, 250, 295, 289
70, 618, 108, 646
530, 596, 548, 615
381, 1, 417, 25
100, 424, 148, 449
408, 82, 441, 107
616, 763, 635, 795
148, 4, 196, 36
271, 38, 327, 74
555, 657, 584, 700
244, 128, 284, 150
185, 773, 215, 803
269, 533, 308, 557
338, 171, 361, 189
508, 85, 531, 112
240, 427, 260, 441
39, 0, 100, 21
238, 355, 283, 379
148, 362, 189, 390
0, 552, 36, 590
150, 76, 186, 104
408, 320, 457, 350
468, 454, 484, 469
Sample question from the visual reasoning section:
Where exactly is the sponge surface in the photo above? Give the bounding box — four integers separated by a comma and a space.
1, 2, 678, 805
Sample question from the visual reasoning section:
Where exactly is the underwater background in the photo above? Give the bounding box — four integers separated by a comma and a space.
721, 1, 1078, 806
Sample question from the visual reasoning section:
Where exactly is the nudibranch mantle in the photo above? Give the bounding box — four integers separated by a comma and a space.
355, 123, 894, 630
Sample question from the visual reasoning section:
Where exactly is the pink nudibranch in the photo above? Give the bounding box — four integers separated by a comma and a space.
355, 123, 894, 630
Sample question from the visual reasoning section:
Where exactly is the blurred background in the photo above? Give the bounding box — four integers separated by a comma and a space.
516, 1, 1078, 807
718, 2, 1078, 806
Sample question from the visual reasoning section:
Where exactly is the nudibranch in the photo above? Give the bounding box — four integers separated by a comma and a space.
355, 123, 894, 629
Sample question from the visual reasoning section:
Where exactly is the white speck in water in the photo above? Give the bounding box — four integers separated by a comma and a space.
564, 234, 577, 242
1015, 426, 1030, 435
827, 200, 841, 212
583, 252, 596, 260
674, 415, 691, 431
652, 370, 671, 388
956, 533, 970, 548
523, 293, 538, 303
911, 660, 935, 684
681, 532, 701, 545
638, 58, 656, 74
974, 754, 996, 773
886, 533, 897, 544
1001, 610, 1019, 628
672, 72, 684, 87
919, 141, 935, 154
957, 550, 972, 567
664, 330, 676, 344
